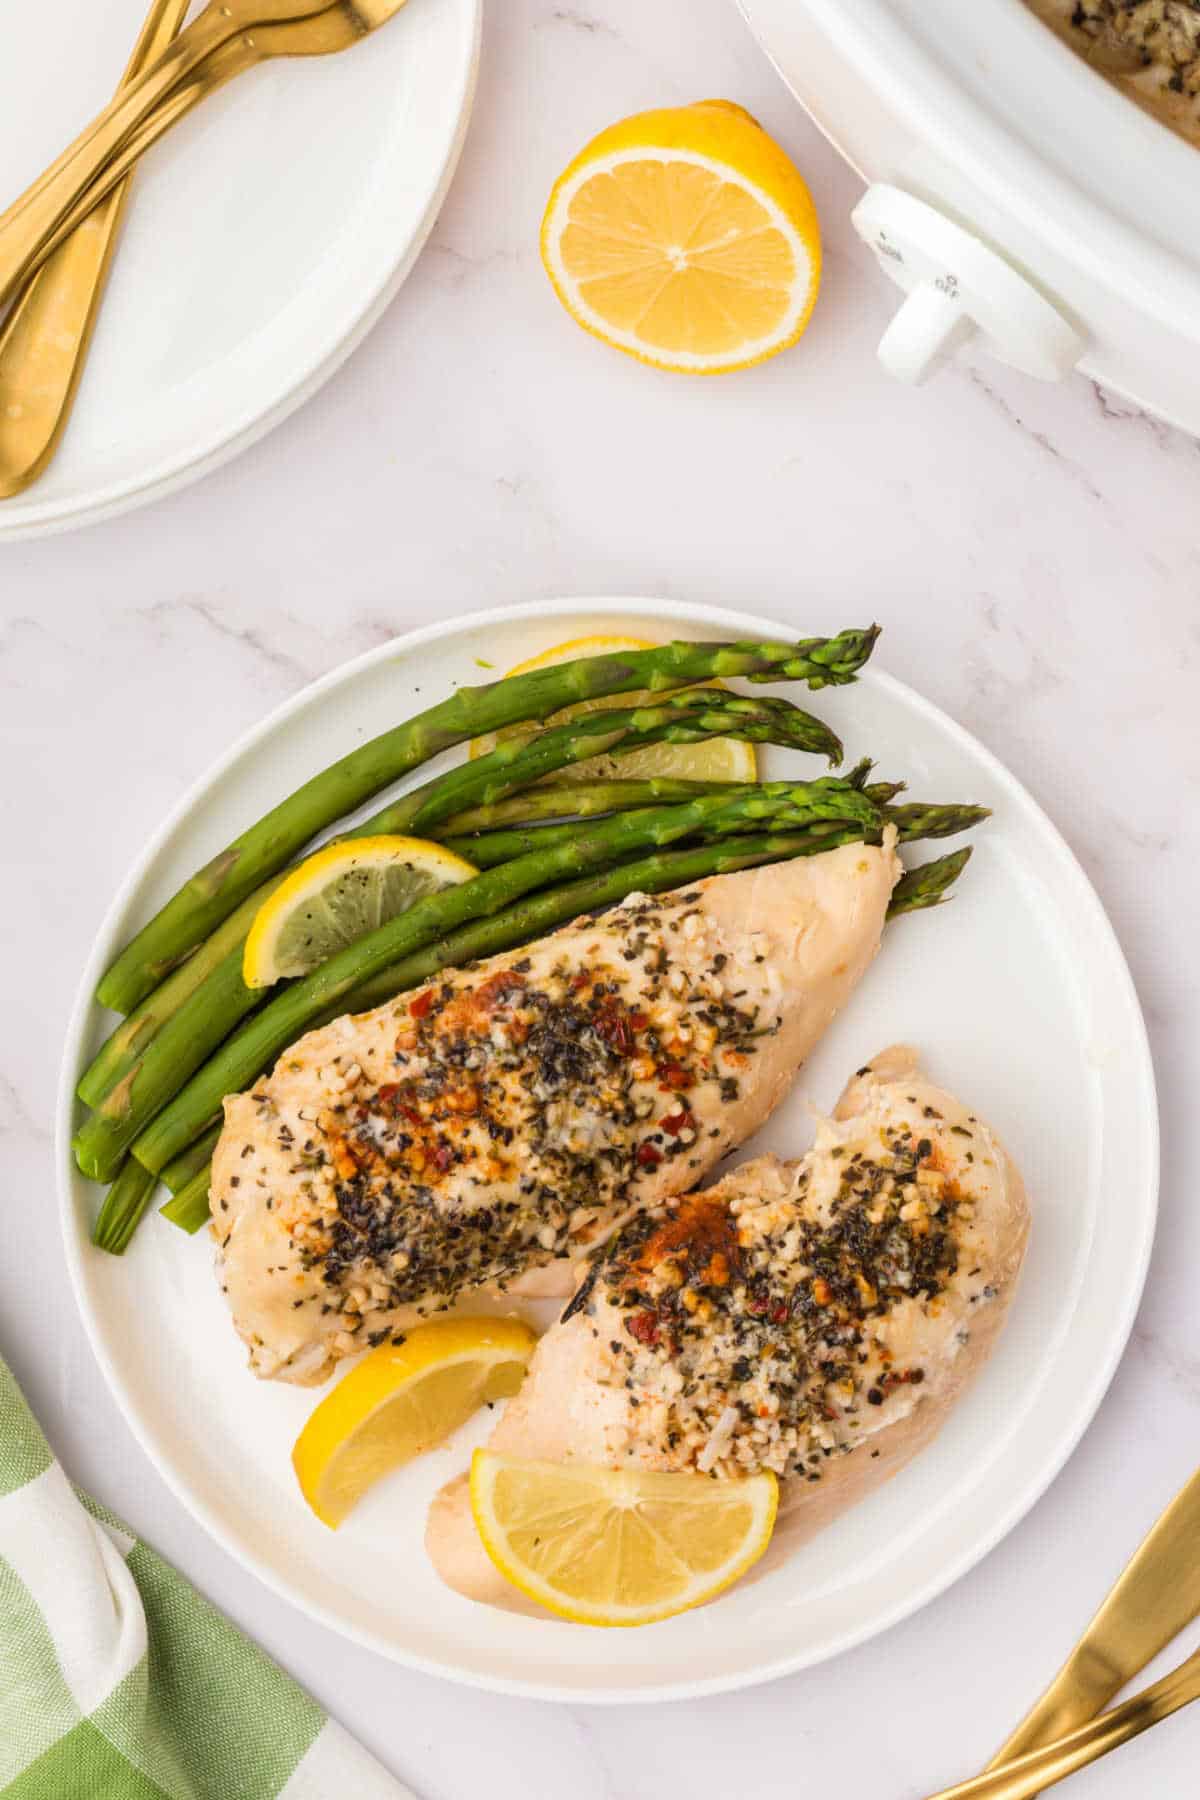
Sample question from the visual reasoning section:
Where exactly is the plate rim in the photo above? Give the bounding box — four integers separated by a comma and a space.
57, 595, 1160, 1702
0, 0, 482, 545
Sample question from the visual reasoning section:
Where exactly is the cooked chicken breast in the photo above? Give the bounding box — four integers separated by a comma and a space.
426, 1046, 1030, 1615
212, 840, 901, 1384
1027, 0, 1200, 142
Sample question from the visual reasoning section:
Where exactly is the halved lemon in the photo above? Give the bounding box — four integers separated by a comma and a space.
293, 1317, 538, 1529
469, 635, 758, 785
243, 836, 477, 988
541, 100, 821, 374
469, 1450, 778, 1626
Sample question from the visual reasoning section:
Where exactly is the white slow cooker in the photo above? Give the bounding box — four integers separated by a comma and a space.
738, 0, 1200, 431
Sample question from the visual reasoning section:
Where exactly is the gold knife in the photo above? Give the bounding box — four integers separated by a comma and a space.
988, 1465, 1200, 1772
924, 1645, 1200, 1800
0, 0, 190, 499
921, 1465, 1200, 1799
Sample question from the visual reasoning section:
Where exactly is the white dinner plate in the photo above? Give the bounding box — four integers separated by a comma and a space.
0, 0, 480, 541
59, 598, 1158, 1701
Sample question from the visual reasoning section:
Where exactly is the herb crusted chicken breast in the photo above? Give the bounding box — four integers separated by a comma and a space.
427, 1046, 1029, 1615
210, 840, 900, 1384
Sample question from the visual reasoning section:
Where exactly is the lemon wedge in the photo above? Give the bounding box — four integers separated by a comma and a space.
469, 1450, 778, 1626
470, 635, 757, 785
541, 100, 821, 374
293, 1318, 538, 1529
243, 835, 477, 988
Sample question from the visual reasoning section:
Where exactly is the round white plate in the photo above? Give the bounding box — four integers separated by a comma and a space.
59, 598, 1158, 1702
0, 0, 480, 541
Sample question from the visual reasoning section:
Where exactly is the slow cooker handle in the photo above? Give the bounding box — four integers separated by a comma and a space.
851, 184, 1085, 386
875, 281, 975, 384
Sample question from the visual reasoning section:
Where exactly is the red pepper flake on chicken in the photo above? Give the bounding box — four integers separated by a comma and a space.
426, 1047, 1030, 1616
210, 843, 900, 1384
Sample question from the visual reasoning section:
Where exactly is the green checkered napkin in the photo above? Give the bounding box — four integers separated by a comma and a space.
0, 1358, 412, 1799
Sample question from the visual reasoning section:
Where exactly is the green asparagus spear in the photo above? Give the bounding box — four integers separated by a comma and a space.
888, 847, 974, 916
884, 803, 990, 841
771, 800, 984, 846
444, 798, 990, 870
78, 692, 838, 1111
84, 748, 723, 1101
88, 793, 983, 1184
438, 777, 744, 834
335, 837, 842, 1014
440, 823, 632, 868
157, 827, 864, 1240
79, 1002, 176, 1110
160, 1165, 214, 1235
75, 945, 260, 1183
81, 779, 878, 1188
92, 1158, 158, 1255
333, 829, 888, 1019
128, 780, 882, 1176
81, 788, 981, 1151
80, 728, 737, 1101
82, 788, 977, 1123
155, 825, 978, 1246
77, 885, 279, 1105
160, 1122, 223, 1195
390, 691, 843, 831
96, 629, 879, 1013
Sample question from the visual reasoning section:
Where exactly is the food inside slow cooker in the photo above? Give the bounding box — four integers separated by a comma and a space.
1027, 0, 1200, 141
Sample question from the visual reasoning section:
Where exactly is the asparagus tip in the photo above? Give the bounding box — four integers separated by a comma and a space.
887, 846, 973, 918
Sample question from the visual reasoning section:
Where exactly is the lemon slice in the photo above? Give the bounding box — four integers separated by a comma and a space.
293, 1317, 538, 1529
541, 100, 821, 375
243, 835, 477, 988
469, 1450, 778, 1626
470, 635, 757, 785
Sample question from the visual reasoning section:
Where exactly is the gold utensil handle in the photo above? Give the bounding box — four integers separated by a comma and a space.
28, 50, 253, 282
986, 1467, 1200, 1789
0, 0, 191, 499
924, 1652, 1200, 1800
9, 5, 382, 293
0, 2, 263, 311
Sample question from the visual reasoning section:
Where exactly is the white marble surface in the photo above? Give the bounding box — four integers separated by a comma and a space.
3, 1, 1200, 1794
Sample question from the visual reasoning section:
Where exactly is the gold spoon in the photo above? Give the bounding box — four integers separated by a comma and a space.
0, 0, 412, 315
0, 0, 190, 498
923, 1645, 1200, 1800
19, 10, 380, 294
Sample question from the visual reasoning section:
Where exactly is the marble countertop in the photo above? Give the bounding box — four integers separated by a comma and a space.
4, 1, 1200, 1794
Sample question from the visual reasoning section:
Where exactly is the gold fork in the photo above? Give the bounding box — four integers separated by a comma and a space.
0, 0, 412, 314
21, 11, 380, 284
0, 0, 190, 498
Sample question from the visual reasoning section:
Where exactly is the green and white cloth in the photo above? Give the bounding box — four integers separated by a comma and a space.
0, 1358, 411, 1800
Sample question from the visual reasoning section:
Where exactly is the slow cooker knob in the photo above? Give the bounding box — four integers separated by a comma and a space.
850, 184, 1085, 385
